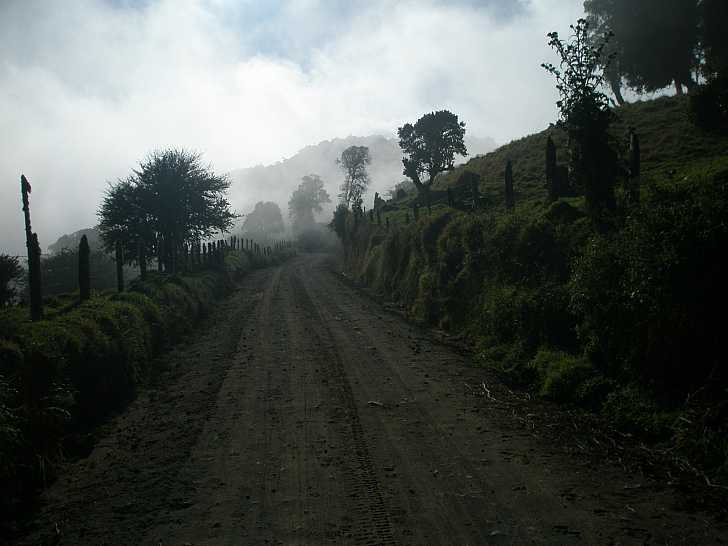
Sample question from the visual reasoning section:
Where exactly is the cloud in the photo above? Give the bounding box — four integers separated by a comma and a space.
0, 0, 583, 254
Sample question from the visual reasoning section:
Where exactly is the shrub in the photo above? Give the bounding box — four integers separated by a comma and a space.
528, 348, 594, 402
602, 385, 674, 438
570, 170, 728, 398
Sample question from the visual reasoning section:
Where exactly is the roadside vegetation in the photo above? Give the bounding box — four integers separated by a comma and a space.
0, 148, 294, 525
332, 6, 728, 486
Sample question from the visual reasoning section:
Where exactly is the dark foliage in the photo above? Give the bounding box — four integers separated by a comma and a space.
242, 201, 285, 240
398, 110, 467, 210
543, 19, 617, 227
0, 255, 23, 306
584, 0, 700, 95
98, 149, 236, 274
288, 174, 331, 235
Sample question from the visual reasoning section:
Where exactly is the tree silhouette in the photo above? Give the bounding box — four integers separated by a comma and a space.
701, 0, 728, 79
98, 149, 235, 273
242, 201, 285, 240
584, 0, 699, 96
398, 110, 467, 212
288, 174, 331, 234
337, 145, 371, 213
543, 19, 617, 226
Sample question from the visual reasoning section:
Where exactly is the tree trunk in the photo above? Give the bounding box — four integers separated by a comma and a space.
422, 183, 432, 214
674, 79, 684, 96
78, 235, 90, 302
610, 79, 626, 106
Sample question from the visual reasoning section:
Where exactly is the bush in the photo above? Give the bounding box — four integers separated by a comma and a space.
602, 385, 674, 438
570, 170, 728, 398
528, 348, 594, 402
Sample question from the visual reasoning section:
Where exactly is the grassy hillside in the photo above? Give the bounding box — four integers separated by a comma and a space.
425, 95, 728, 209
337, 95, 728, 481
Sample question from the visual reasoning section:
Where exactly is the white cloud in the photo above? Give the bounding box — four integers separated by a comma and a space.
0, 0, 583, 254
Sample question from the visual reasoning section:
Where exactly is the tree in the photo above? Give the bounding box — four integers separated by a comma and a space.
0, 254, 23, 306
701, 0, 728, 79
242, 201, 285, 240
337, 145, 371, 212
543, 19, 617, 226
98, 149, 236, 274
397, 110, 467, 212
584, 0, 700, 96
288, 175, 331, 234
98, 176, 151, 270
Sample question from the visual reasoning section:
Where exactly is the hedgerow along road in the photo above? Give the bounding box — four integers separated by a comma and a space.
15, 253, 727, 545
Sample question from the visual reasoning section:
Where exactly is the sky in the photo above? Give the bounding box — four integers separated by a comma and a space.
0, 0, 585, 254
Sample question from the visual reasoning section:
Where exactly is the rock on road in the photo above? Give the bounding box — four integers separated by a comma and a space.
14, 254, 727, 545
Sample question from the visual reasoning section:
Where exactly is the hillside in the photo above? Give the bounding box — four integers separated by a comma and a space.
428, 96, 728, 209
227, 134, 496, 223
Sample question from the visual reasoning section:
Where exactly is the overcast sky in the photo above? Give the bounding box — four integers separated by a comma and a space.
0, 0, 584, 254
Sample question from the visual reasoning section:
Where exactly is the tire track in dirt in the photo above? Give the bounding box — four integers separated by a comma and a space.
288, 269, 396, 546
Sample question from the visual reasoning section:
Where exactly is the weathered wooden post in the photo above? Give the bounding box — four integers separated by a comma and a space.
447, 187, 454, 208
505, 159, 515, 210
79, 235, 90, 302
20, 175, 43, 320
385, 216, 390, 231
115, 241, 124, 292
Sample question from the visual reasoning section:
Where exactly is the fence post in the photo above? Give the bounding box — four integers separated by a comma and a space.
21, 175, 43, 320
79, 235, 90, 302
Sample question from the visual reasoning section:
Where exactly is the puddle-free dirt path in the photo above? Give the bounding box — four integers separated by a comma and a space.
14, 254, 728, 545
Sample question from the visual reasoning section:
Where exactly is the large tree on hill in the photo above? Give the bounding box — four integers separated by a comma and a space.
397, 110, 467, 212
288, 174, 331, 235
98, 149, 236, 273
701, 0, 728, 79
337, 145, 371, 212
242, 201, 285, 239
584, 0, 700, 96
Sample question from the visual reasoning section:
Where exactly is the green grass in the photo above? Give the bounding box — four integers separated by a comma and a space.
422, 95, 728, 211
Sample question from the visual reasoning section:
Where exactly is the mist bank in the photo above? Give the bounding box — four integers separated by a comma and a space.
227, 134, 496, 230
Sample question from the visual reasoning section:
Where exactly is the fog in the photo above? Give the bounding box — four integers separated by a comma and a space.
0, 0, 583, 254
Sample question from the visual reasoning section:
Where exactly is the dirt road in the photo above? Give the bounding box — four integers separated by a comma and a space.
14, 254, 728, 545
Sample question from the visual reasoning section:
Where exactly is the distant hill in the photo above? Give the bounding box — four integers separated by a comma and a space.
227, 134, 496, 225
48, 227, 103, 254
